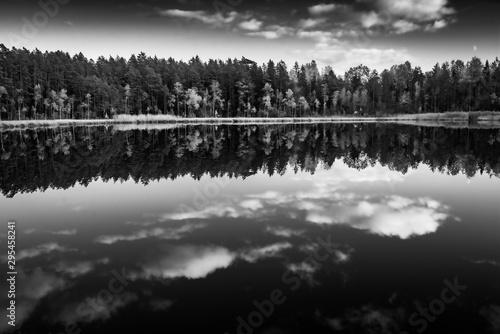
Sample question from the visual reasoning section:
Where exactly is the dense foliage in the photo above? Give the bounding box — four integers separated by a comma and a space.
1, 44, 500, 120
1, 124, 499, 197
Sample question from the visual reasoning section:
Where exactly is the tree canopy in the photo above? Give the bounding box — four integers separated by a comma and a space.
1, 45, 499, 120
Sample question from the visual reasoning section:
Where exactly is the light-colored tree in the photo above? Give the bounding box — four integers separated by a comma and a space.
360, 89, 369, 113
321, 83, 328, 114
173, 82, 184, 116
85, 93, 92, 119
332, 91, 340, 113
34, 84, 42, 118
15, 89, 24, 120
124, 84, 131, 114
352, 90, 361, 113
262, 83, 274, 117
285, 89, 296, 117
58, 89, 68, 119
186, 88, 202, 117
415, 81, 421, 112
210, 80, 223, 118
298, 96, 309, 116
400, 91, 411, 112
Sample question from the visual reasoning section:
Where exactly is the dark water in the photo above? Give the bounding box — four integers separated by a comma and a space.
0, 124, 499, 334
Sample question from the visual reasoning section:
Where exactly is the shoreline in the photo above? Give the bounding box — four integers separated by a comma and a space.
1, 114, 500, 130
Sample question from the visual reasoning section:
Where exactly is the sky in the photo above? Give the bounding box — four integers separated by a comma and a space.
0, 0, 499, 74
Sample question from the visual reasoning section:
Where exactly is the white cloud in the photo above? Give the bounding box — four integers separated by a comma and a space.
137, 245, 235, 279
308, 4, 340, 15
158, 9, 238, 27
381, 0, 455, 22
239, 199, 263, 210
0, 268, 66, 332
53, 258, 109, 278
239, 18, 263, 31
305, 195, 450, 239
50, 229, 78, 236
392, 19, 419, 34
247, 25, 292, 39
361, 11, 385, 29
298, 18, 326, 29
265, 226, 304, 238
155, 165, 451, 239
95, 223, 205, 244
240, 242, 292, 263
15, 243, 73, 261
425, 19, 448, 32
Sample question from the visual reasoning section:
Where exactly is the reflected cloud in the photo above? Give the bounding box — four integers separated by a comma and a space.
468, 259, 500, 267
161, 165, 450, 239
325, 305, 404, 333
305, 196, 450, 239
265, 226, 304, 238
480, 305, 500, 333
149, 298, 174, 312
95, 223, 205, 244
134, 245, 235, 280
0, 268, 66, 332
16, 243, 74, 261
50, 229, 78, 235
53, 258, 109, 278
56, 292, 138, 324
240, 242, 292, 263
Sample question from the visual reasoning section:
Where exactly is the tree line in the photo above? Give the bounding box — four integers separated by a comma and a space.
1, 124, 499, 197
1, 44, 500, 120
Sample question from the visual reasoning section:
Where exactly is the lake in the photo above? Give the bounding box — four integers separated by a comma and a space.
1, 123, 499, 334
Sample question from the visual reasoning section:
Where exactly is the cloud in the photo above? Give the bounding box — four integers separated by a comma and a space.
298, 18, 327, 29
381, 0, 455, 22
238, 18, 263, 31
0, 268, 66, 332
247, 25, 292, 39
480, 305, 500, 333
136, 245, 235, 279
158, 9, 238, 27
265, 226, 304, 238
15, 243, 73, 261
149, 299, 174, 311
361, 11, 385, 29
308, 4, 340, 15
425, 19, 448, 32
95, 223, 205, 244
56, 292, 138, 324
305, 195, 450, 239
295, 45, 415, 73
53, 258, 109, 278
157, 166, 450, 239
50, 229, 78, 236
392, 19, 419, 34
358, 0, 455, 34
239, 199, 264, 210
240, 242, 292, 263
325, 305, 405, 333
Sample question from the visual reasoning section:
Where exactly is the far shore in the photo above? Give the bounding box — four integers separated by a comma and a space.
1, 112, 499, 130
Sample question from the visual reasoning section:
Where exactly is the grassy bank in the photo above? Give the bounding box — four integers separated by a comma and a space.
1, 112, 499, 130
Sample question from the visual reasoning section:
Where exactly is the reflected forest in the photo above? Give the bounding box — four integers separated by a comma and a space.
1, 45, 500, 120
1, 124, 499, 197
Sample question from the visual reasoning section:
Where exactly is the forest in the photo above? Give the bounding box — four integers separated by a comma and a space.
1, 124, 499, 197
1, 44, 500, 120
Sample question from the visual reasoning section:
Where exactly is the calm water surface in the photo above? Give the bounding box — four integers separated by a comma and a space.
0, 124, 499, 334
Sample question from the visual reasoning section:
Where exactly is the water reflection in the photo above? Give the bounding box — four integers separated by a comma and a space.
1, 124, 499, 197
0, 124, 499, 334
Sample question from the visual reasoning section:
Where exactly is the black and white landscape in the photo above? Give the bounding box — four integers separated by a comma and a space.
0, 1, 499, 334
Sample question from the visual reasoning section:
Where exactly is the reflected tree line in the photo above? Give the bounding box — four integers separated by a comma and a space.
1, 124, 499, 197
1, 45, 500, 120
